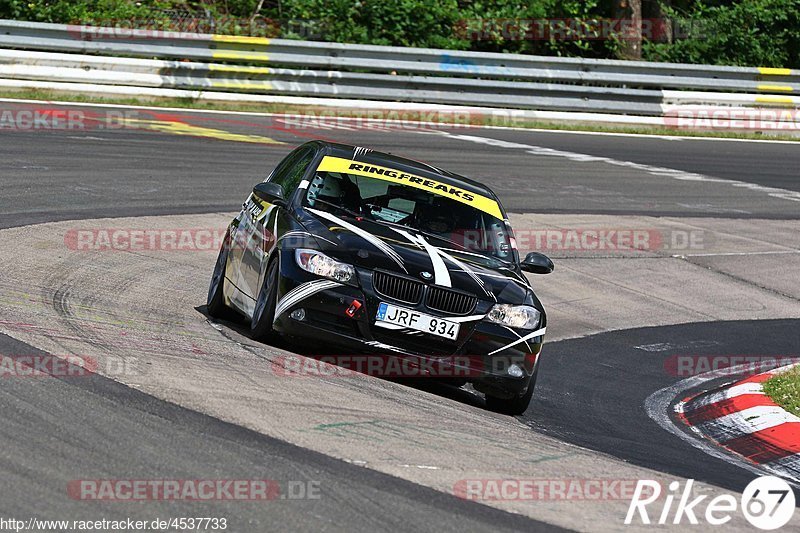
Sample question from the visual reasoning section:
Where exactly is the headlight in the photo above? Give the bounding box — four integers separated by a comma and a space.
486, 304, 540, 329
295, 249, 355, 283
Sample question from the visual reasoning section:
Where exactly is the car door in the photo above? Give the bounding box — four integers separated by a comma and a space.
226, 147, 306, 314
237, 145, 318, 313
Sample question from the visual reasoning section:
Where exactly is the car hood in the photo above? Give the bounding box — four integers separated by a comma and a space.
300, 207, 534, 305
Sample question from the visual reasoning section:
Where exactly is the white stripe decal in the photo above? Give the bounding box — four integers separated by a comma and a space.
501, 325, 532, 353
298, 179, 310, 189
308, 208, 407, 272
489, 327, 547, 355
455, 268, 528, 291
418, 237, 451, 287
274, 279, 341, 321
392, 229, 451, 287
390, 227, 496, 300
387, 227, 422, 246
448, 314, 486, 323
435, 248, 496, 300
437, 247, 492, 260
364, 340, 406, 353
352, 146, 372, 160
256, 203, 277, 223
488, 327, 546, 355
279, 231, 338, 247
275, 280, 332, 317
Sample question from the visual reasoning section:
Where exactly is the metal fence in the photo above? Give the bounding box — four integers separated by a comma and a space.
1, 19, 799, 124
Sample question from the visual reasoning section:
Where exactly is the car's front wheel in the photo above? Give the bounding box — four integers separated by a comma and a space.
251, 257, 280, 341
485, 369, 538, 416
207, 234, 231, 318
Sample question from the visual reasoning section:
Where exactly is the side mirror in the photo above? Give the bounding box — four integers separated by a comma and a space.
520, 252, 554, 274
253, 182, 286, 207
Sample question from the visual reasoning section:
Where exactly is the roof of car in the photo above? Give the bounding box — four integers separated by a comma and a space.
313, 141, 499, 199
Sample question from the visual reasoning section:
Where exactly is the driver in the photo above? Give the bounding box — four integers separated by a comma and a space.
415, 201, 456, 235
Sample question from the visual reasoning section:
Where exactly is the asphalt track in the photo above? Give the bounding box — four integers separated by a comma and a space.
0, 332, 553, 532
1, 100, 800, 531
1, 100, 799, 229
527, 319, 800, 493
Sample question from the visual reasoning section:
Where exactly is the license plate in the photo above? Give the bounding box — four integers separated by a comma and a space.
375, 302, 460, 340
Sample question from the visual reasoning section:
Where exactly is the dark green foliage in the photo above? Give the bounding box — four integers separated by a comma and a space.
1, 1, 797, 67
643, 0, 800, 67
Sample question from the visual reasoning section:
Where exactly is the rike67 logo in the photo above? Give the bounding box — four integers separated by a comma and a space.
626, 476, 795, 530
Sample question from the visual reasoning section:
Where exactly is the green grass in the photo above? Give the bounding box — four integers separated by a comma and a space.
1, 87, 798, 142
763, 366, 800, 417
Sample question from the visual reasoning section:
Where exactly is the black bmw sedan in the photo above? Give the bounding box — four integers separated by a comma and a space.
207, 140, 554, 414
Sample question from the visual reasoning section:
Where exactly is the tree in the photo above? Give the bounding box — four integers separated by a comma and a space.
615, 0, 642, 59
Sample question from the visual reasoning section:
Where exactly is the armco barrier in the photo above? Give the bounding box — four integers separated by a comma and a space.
0, 19, 799, 128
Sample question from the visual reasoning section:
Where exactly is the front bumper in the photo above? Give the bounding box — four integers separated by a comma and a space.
272, 262, 545, 396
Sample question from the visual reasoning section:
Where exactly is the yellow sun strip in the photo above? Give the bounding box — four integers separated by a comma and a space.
317, 156, 503, 219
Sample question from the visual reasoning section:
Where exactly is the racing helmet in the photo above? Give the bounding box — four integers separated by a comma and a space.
319, 175, 344, 198
416, 200, 457, 234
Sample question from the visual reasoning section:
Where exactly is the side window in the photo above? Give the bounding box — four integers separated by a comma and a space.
267, 148, 302, 184
269, 147, 316, 196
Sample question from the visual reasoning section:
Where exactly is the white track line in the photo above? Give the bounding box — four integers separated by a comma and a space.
680, 250, 800, 258
429, 130, 800, 203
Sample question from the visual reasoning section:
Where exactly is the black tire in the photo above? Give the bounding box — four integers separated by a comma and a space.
207, 236, 231, 319
250, 257, 280, 341
485, 369, 538, 416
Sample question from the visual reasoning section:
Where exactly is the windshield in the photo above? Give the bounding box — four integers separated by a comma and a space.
304, 169, 515, 263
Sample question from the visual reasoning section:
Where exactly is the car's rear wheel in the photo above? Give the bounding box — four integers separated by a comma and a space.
207, 234, 231, 318
485, 369, 538, 416
251, 257, 280, 341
